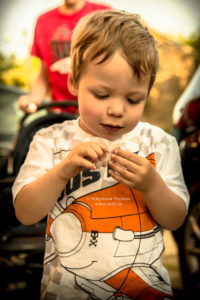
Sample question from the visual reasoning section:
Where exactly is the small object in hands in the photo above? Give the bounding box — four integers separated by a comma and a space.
90, 138, 138, 168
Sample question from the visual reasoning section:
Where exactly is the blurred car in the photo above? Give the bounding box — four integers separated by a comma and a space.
172, 65, 200, 297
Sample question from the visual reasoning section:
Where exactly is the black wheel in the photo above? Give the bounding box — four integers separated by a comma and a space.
177, 183, 200, 297
13, 112, 77, 175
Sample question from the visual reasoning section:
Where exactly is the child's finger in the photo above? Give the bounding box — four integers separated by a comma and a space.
109, 159, 133, 179
113, 148, 142, 165
79, 157, 97, 170
110, 152, 140, 175
108, 164, 133, 187
90, 143, 109, 160
80, 147, 102, 164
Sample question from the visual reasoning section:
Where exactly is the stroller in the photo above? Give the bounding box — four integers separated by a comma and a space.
0, 99, 78, 299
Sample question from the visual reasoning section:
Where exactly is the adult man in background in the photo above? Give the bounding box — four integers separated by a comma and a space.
18, 0, 111, 114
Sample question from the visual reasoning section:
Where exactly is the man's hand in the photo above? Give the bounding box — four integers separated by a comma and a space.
18, 94, 39, 114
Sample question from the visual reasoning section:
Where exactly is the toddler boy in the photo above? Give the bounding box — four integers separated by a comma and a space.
13, 10, 189, 299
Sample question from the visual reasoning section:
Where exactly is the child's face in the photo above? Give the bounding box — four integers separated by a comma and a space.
71, 51, 150, 141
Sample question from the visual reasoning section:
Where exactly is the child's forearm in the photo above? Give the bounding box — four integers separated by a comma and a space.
142, 172, 187, 230
14, 142, 107, 225
14, 163, 68, 225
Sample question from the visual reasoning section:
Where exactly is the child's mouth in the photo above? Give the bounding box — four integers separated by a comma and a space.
102, 124, 122, 132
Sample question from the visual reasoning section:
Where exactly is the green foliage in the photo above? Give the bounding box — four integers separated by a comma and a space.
0, 52, 24, 86
185, 31, 200, 67
0, 52, 39, 89
0, 52, 18, 72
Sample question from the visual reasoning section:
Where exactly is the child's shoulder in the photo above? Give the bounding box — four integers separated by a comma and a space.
132, 121, 175, 143
35, 119, 78, 139
127, 122, 178, 157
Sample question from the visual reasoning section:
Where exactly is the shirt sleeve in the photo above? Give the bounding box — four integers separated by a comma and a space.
12, 129, 54, 203
156, 135, 190, 211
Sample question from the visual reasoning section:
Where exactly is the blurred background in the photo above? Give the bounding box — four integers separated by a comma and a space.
0, 0, 200, 299
0, 0, 199, 132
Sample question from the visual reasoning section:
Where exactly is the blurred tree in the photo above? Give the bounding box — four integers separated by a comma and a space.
184, 31, 200, 68
0, 52, 40, 89
0, 53, 17, 73
142, 31, 194, 132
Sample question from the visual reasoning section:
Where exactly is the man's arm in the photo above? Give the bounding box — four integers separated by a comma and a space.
18, 60, 49, 113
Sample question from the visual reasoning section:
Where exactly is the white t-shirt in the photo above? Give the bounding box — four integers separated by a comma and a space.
12, 119, 189, 299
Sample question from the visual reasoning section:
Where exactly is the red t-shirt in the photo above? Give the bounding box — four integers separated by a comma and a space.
31, 1, 111, 113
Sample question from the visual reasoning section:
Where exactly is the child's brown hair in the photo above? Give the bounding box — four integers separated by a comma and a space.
70, 10, 159, 91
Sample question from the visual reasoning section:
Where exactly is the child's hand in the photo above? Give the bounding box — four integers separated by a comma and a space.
108, 148, 156, 192
60, 142, 109, 180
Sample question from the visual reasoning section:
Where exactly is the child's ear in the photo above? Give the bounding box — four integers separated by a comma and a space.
67, 73, 78, 96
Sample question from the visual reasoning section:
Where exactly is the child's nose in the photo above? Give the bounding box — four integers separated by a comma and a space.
107, 98, 125, 117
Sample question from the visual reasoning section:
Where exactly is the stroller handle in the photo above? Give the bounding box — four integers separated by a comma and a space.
20, 99, 79, 126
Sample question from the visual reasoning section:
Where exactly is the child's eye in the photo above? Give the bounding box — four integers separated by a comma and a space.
94, 93, 109, 99
127, 98, 142, 105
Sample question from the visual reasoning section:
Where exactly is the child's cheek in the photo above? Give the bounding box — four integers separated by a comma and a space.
85, 105, 101, 119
